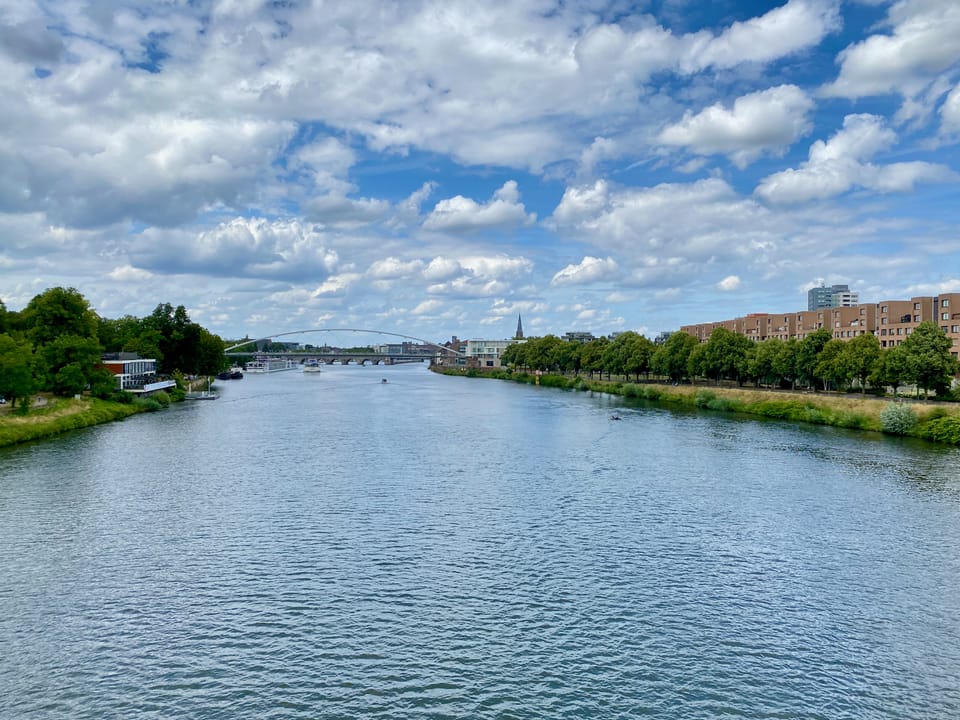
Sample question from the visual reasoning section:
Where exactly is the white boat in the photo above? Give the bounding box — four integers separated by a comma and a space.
302, 360, 322, 373
245, 357, 299, 373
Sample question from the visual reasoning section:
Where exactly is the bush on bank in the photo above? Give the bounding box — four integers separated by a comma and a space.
435, 367, 960, 445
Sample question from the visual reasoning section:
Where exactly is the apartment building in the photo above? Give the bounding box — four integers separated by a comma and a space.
680, 292, 960, 359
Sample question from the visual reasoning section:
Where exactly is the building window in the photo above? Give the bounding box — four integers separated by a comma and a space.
943, 299, 950, 307
943, 326, 949, 333
915, 303, 921, 310
881, 305, 887, 313
906, 328, 912, 335
953, 326, 959, 333
943, 312, 951, 321
881, 318, 887, 324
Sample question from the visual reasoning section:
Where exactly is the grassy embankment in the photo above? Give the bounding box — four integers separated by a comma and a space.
433, 367, 960, 446
0, 389, 183, 449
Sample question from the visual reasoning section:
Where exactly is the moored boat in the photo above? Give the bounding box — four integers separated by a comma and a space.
245, 357, 299, 373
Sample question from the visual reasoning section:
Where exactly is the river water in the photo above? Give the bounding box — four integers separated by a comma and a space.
2, 363, 959, 719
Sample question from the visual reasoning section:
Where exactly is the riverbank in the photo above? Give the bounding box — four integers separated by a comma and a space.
433, 367, 960, 446
0, 397, 148, 448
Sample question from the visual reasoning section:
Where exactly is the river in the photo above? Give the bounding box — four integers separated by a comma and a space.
2, 363, 959, 719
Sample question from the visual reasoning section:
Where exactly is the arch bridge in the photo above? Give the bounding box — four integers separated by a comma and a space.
224, 328, 464, 366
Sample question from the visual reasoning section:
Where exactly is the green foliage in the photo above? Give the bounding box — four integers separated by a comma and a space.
900, 322, 959, 396
133, 397, 163, 412
0, 333, 36, 407
152, 391, 172, 407
24, 287, 99, 346
52, 362, 88, 397
914, 415, 960, 445
652, 331, 698, 382
88, 368, 119, 399
843, 333, 882, 394
690, 328, 752, 385
694, 389, 715, 408
796, 328, 833, 389
0, 398, 141, 447
880, 403, 918, 435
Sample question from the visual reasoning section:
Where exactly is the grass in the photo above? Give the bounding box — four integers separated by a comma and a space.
434, 367, 960, 446
0, 396, 144, 448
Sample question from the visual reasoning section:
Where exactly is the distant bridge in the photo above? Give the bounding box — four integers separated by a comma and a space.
224, 328, 464, 365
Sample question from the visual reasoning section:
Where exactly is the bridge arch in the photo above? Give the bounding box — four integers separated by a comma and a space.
225, 328, 464, 356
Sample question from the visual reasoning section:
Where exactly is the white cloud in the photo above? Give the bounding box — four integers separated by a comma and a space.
717, 275, 741, 291
107, 265, 153, 281
552, 177, 771, 264
551, 256, 619, 286
367, 257, 424, 279
411, 299, 443, 315
822, 0, 960, 100
941, 84, 960, 134
684, 0, 841, 72
657, 85, 814, 167
423, 181, 536, 233
756, 114, 957, 204
132, 218, 339, 281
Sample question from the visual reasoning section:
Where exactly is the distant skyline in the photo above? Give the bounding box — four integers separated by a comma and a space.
2, 0, 959, 341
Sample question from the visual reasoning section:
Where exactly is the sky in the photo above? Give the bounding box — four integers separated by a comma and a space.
1, 0, 959, 344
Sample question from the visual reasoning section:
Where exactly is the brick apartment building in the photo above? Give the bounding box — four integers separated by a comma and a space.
680, 293, 960, 359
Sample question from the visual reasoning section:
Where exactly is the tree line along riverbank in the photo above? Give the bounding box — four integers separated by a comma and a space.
433, 367, 960, 446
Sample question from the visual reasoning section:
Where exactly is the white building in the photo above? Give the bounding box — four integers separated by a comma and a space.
464, 339, 521, 368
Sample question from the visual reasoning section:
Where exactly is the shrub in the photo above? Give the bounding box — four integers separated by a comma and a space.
915, 415, 960, 445
880, 403, 917, 435
152, 391, 171, 407
133, 397, 162, 412
694, 389, 716, 408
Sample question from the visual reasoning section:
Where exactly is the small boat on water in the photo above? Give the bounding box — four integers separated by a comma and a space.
381, 378, 388, 384
217, 366, 244, 380
302, 360, 322, 373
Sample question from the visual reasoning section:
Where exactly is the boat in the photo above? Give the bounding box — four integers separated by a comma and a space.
245, 357, 299, 373
302, 360, 322, 374
381, 378, 388, 384
217, 366, 244, 380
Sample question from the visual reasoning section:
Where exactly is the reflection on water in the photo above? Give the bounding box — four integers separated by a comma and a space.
2, 365, 959, 719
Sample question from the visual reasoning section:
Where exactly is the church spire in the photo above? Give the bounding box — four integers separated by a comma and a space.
515, 313, 524, 340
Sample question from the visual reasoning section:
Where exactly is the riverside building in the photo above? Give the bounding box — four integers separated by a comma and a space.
680, 293, 960, 359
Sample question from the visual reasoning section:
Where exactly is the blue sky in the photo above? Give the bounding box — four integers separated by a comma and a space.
1, 0, 958, 342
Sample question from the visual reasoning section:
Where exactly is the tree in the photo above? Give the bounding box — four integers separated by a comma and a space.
580, 338, 608, 379
691, 327, 751, 385
871, 346, 910, 398
842, 333, 882, 394
40, 335, 104, 395
899, 321, 959, 397
652, 331, 698, 382
796, 328, 832, 389
749, 339, 782, 387
773, 338, 800, 389
53, 363, 88, 397
500, 341, 526, 369
624, 334, 655, 380
23, 287, 99, 346
815, 339, 851, 391
0, 334, 36, 408
554, 340, 581, 374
